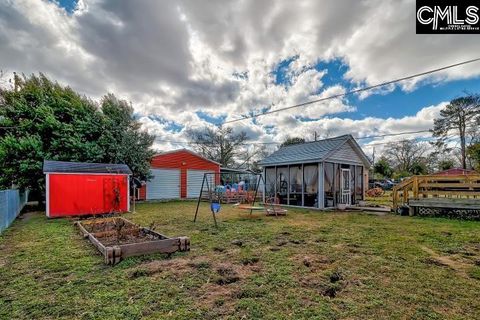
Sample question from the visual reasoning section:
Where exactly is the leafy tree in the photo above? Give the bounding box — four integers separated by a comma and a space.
438, 159, 456, 171
0, 74, 154, 196
97, 94, 155, 179
432, 94, 480, 169
392, 170, 411, 180
280, 136, 305, 147
186, 126, 248, 167
373, 157, 393, 178
410, 161, 428, 175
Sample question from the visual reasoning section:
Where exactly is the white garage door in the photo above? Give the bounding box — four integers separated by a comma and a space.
187, 170, 215, 198
146, 169, 180, 200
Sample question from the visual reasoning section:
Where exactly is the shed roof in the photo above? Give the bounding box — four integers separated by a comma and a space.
258, 134, 370, 167
43, 160, 132, 174
153, 148, 221, 166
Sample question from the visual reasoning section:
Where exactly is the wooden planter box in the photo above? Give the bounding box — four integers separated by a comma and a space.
76, 217, 190, 265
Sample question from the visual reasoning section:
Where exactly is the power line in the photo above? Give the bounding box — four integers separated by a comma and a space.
355, 129, 431, 140
223, 57, 480, 124
154, 129, 435, 146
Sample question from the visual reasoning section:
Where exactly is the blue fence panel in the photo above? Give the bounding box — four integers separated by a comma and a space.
0, 189, 29, 234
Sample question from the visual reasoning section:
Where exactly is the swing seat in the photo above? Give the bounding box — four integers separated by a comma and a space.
211, 202, 221, 214
264, 197, 287, 216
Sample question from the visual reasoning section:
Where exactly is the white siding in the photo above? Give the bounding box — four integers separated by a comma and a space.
187, 170, 215, 198
326, 141, 364, 165
146, 169, 180, 200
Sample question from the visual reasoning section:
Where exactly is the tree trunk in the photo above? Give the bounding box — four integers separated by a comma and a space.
460, 120, 467, 169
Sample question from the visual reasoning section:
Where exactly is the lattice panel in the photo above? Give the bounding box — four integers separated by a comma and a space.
416, 207, 480, 220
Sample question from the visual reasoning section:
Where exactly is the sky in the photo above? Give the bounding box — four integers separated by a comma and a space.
1, 0, 480, 158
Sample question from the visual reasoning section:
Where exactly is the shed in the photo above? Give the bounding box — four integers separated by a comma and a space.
258, 134, 371, 209
43, 160, 132, 218
138, 149, 220, 200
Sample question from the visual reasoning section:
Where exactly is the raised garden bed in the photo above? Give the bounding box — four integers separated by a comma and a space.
76, 217, 190, 265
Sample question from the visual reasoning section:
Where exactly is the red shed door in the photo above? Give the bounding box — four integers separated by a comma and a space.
49, 174, 104, 217
48, 174, 128, 217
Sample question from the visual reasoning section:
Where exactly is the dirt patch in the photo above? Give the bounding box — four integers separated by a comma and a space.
195, 283, 238, 316
292, 254, 332, 271
241, 256, 259, 266
420, 246, 474, 277
17, 211, 41, 222
192, 261, 260, 316
129, 258, 192, 278
276, 240, 288, 246
231, 239, 243, 247
298, 274, 345, 298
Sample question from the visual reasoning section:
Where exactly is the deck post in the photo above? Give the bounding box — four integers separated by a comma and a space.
413, 176, 419, 199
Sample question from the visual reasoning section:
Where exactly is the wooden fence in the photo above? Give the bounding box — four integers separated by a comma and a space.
0, 189, 29, 234
392, 174, 480, 211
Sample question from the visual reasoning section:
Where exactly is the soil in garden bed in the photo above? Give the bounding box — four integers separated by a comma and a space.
81, 217, 162, 246
98, 229, 160, 246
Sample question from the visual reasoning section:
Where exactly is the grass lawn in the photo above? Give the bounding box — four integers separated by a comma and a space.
365, 190, 394, 207
1, 202, 480, 319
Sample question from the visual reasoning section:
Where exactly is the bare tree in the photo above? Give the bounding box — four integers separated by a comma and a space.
432, 94, 480, 169
236, 144, 270, 172
186, 126, 247, 167
384, 140, 427, 173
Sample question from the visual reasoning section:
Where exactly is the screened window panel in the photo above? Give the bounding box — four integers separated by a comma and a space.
355, 166, 363, 199
276, 166, 289, 204
303, 164, 318, 207
350, 165, 356, 204
324, 162, 335, 207
289, 165, 302, 193
289, 165, 302, 205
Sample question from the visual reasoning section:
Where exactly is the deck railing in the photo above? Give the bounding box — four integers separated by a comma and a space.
392, 174, 480, 210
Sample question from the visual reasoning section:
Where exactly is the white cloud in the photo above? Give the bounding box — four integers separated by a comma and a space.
0, 0, 477, 152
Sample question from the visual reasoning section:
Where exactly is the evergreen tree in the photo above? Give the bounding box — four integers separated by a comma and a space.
433, 94, 480, 169
0, 74, 154, 196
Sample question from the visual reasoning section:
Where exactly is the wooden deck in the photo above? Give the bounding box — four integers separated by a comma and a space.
392, 174, 480, 215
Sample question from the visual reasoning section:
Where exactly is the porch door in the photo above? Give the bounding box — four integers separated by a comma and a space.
340, 169, 351, 205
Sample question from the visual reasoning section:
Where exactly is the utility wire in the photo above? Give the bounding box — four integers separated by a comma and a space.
223, 57, 480, 124
154, 129, 435, 145
155, 125, 477, 147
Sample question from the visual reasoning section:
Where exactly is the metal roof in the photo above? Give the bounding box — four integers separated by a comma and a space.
43, 160, 132, 174
258, 134, 370, 167
153, 148, 221, 166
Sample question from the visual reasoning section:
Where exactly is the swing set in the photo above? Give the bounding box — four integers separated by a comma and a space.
193, 171, 266, 227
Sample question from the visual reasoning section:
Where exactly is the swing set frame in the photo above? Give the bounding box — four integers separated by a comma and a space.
193, 171, 265, 227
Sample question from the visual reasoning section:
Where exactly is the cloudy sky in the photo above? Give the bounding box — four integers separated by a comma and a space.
1, 0, 480, 156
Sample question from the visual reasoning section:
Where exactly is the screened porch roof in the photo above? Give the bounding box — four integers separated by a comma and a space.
258, 134, 370, 168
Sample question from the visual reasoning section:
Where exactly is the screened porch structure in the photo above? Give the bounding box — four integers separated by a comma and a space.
258, 135, 371, 209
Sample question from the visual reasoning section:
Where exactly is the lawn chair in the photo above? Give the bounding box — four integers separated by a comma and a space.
264, 196, 287, 216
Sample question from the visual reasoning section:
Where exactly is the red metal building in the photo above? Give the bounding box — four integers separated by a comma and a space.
43, 160, 132, 218
137, 149, 220, 200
